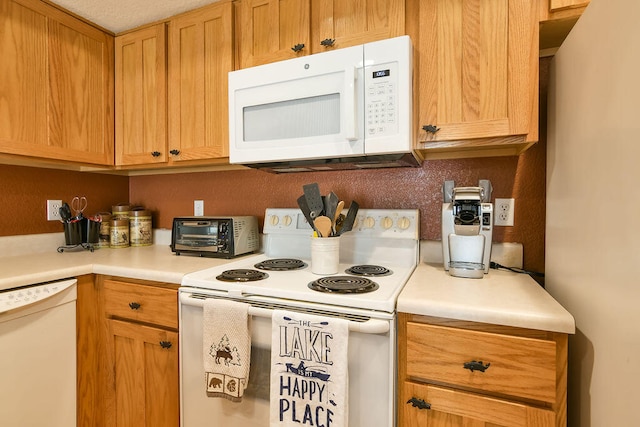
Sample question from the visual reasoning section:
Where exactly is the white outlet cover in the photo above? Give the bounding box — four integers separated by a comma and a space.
47, 200, 63, 221
494, 198, 514, 226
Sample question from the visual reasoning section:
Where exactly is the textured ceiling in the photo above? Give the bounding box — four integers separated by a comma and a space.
48, 0, 220, 34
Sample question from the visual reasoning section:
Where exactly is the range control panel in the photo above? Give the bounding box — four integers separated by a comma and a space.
264, 208, 419, 240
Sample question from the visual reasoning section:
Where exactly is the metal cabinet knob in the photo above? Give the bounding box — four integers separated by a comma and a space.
128, 302, 141, 310
169, 149, 180, 156
320, 38, 335, 47
407, 397, 431, 410
463, 360, 491, 372
291, 43, 305, 53
151, 151, 161, 157
422, 124, 440, 134
159, 341, 172, 349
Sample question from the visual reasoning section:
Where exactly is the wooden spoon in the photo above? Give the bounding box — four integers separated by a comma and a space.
314, 216, 333, 238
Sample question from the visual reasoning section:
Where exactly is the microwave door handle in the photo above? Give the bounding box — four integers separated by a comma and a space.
344, 66, 358, 141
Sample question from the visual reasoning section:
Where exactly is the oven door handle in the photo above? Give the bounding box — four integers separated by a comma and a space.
179, 293, 390, 334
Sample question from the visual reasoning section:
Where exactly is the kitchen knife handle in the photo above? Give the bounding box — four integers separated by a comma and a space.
128, 302, 141, 310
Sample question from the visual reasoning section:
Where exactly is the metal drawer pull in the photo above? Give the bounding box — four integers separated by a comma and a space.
128, 302, 141, 310
422, 124, 440, 133
151, 151, 161, 157
159, 341, 172, 349
320, 38, 335, 47
463, 360, 491, 372
291, 43, 305, 52
169, 149, 180, 156
407, 397, 431, 410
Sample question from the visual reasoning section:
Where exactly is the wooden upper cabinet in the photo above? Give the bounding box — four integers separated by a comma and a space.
548, 0, 589, 13
412, 0, 538, 159
0, 0, 114, 166
0, 0, 48, 152
236, 0, 311, 68
236, 0, 405, 68
168, 1, 233, 162
115, 24, 167, 166
311, 0, 405, 52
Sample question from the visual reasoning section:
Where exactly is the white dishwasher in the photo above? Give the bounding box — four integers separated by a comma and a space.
0, 278, 77, 427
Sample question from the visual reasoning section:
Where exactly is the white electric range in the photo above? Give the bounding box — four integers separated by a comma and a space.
179, 207, 419, 426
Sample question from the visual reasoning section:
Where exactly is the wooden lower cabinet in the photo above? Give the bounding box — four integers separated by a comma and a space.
109, 319, 179, 427
398, 313, 568, 427
77, 275, 179, 427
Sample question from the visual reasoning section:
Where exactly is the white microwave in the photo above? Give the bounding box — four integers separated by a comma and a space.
228, 36, 419, 172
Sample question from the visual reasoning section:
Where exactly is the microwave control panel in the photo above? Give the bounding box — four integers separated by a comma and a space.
365, 62, 398, 137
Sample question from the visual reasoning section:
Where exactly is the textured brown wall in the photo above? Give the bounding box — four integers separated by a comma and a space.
2, 59, 550, 274
0, 165, 129, 238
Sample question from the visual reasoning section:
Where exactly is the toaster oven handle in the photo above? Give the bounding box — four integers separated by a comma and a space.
344, 66, 358, 141
179, 293, 389, 335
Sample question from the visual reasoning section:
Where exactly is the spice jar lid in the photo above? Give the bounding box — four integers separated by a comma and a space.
112, 204, 130, 213
130, 209, 151, 217
110, 219, 129, 227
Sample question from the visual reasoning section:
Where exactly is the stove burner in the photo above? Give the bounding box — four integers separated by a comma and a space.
216, 269, 269, 282
254, 258, 308, 271
345, 264, 393, 277
308, 276, 380, 294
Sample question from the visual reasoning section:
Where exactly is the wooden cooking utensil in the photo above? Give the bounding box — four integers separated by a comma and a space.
314, 216, 333, 238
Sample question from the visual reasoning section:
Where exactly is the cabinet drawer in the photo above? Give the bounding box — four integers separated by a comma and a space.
403, 381, 555, 427
103, 280, 177, 328
406, 323, 557, 403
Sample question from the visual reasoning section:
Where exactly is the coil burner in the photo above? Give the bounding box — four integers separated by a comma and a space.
308, 276, 380, 294
345, 265, 393, 277
216, 269, 269, 282
254, 258, 308, 271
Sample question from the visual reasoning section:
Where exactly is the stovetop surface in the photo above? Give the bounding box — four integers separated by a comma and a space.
181, 208, 420, 314
181, 253, 416, 313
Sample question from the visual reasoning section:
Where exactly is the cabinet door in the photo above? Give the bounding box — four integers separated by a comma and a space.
311, 0, 405, 52
0, 0, 48, 152
236, 0, 311, 68
109, 319, 179, 427
415, 0, 537, 154
403, 382, 555, 427
115, 24, 167, 166
168, 1, 233, 161
48, 14, 114, 165
0, 0, 114, 165
549, 0, 589, 12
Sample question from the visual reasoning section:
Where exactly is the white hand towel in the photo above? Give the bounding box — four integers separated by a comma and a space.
203, 299, 251, 401
270, 310, 349, 427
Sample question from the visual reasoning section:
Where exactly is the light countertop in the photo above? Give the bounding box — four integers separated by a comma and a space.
1, 232, 575, 335
398, 262, 575, 334
0, 232, 238, 291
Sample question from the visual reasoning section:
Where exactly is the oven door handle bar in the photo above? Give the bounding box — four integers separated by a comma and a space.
180, 293, 390, 334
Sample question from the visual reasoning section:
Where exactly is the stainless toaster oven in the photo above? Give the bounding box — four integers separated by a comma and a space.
171, 216, 259, 258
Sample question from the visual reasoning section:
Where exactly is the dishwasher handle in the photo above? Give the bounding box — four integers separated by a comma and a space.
179, 292, 390, 335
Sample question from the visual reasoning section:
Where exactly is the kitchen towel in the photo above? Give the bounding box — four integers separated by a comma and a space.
203, 298, 251, 401
270, 310, 349, 427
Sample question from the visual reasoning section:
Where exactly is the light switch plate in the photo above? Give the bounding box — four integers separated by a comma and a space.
194, 200, 204, 216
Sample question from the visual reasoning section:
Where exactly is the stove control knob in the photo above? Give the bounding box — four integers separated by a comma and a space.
364, 216, 375, 229
269, 215, 279, 226
398, 217, 411, 230
282, 215, 292, 226
382, 217, 393, 229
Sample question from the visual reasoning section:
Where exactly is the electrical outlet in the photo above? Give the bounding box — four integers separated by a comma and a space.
47, 200, 63, 221
494, 198, 515, 226
194, 200, 204, 216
